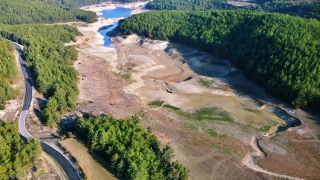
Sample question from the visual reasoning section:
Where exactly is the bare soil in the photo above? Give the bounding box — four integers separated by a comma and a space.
60, 138, 116, 180
70, 28, 275, 179
22, 3, 320, 180
65, 12, 320, 178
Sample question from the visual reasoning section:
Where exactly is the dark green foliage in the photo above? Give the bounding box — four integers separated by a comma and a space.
0, 0, 97, 24
34, 0, 149, 8
0, 121, 41, 179
76, 115, 189, 180
261, 2, 320, 20
119, 10, 320, 110
0, 24, 80, 126
146, 0, 320, 20
146, 0, 234, 11
0, 38, 19, 110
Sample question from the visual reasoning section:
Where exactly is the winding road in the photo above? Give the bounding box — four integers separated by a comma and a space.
14, 43, 81, 180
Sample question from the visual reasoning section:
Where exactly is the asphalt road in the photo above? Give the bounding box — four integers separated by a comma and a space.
14, 43, 81, 180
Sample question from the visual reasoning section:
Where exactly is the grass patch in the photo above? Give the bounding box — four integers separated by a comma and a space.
60, 138, 116, 180
260, 125, 271, 132
121, 73, 131, 80
148, 101, 233, 123
206, 129, 218, 137
244, 108, 261, 114
180, 108, 233, 122
198, 78, 214, 88
206, 129, 227, 138
163, 104, 181, 111
148, 100, 164, 107
182, 123, 197, 130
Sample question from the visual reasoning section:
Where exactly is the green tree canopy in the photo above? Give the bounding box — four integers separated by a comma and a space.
0, 0, 97, 24
0, 38, 19, 110
0, 121, 41, 179
119, 10, 320, 110
76, 115, 189, 180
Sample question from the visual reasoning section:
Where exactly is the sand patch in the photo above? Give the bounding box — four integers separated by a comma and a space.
80, 2, 149, 15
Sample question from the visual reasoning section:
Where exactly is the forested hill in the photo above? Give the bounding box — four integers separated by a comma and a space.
0, 0, 96, 24
34, 0, 149, 8
0, 121, 41, 179
119, 10, 320, 110
76, 115, 188, 180
0, 38, 19, 110
146, 0, 320, 20
0, 25, 81, 126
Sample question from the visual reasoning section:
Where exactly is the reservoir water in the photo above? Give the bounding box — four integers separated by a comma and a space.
99, 8, 132, 46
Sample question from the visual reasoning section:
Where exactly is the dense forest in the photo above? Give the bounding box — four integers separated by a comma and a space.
0, 121, 41, 179
35, 0, 148, 8
0, 25, 80, 126
0, 38, 19, 110
119, 10, 320, 110
76, 115, 189, 180
146, 0, 320, 20
0, 0, 97, 24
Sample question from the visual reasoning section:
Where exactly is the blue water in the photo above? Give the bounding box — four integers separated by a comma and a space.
99, 8, 132, 46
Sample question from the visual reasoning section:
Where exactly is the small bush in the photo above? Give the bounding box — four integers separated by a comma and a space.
183, 123, 197, 130
198, 78, 214, 88
206, 129, 218, 137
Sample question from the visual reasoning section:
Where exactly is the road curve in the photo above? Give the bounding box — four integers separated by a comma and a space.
14, 43, 81, 180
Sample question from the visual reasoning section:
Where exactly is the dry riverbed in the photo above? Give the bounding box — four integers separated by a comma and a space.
3, 2, 318, 179
64, 5, 320, 178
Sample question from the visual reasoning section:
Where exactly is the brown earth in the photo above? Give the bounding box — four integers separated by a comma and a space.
60, 138, 116, 180
92, 34, 319, 179
257, 112, 320, 180
11, 4, 320, 180
69, 27, 280, 179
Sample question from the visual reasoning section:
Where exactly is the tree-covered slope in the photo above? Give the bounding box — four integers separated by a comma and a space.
0, 38, 19, 110
0, 121, 41, 179
34, 0, 149, 8
76, 115, 189, 180
146, 0, 320, 20
0, 0, 97, 24
146, 0, 234, 10
119, 10, 320, 110
0, 25, 80, 126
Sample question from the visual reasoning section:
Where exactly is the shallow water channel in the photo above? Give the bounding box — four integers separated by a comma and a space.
99, 8, 132, 46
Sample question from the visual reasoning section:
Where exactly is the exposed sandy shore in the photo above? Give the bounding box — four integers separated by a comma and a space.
64, 3, 320, 180
80, 1, 149, 15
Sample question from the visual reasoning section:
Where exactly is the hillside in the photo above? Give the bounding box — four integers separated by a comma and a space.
35, 0, 149, 8
0, 25, 80, 126
0, 121, 41, 179
118, 10, 320, 110
146, 0, 320, 20
0, 0, 96, 24
0, 38, 19, 110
